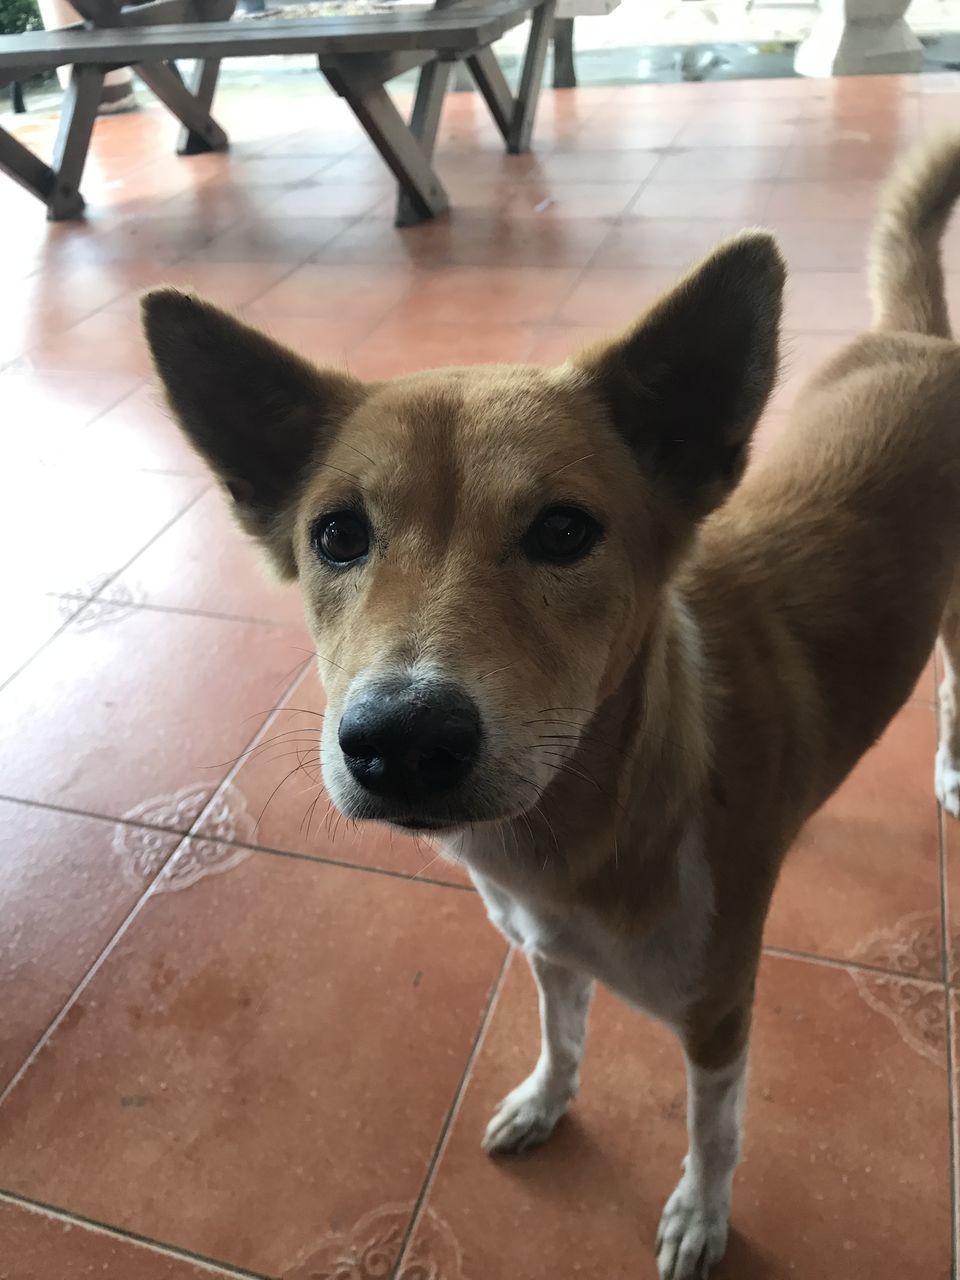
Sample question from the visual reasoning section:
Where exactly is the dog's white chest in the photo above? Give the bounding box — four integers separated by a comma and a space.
468, 827, 714, 1028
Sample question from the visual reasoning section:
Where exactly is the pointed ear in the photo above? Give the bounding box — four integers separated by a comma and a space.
141, 288, 365, 579
573, 231, 785, 520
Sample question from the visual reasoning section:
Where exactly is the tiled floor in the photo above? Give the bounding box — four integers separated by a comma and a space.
0, 68, 958, 1279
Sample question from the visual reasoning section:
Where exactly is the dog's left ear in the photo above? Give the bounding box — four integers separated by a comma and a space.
574, 231, 785, 520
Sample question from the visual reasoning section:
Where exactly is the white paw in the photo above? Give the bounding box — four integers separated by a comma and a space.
656, 1177, 729, 1280
482, 1073, 571, 1154
936, 743, 960, 818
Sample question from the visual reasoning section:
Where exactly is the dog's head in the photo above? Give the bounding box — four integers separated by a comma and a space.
142, 233, 783, 835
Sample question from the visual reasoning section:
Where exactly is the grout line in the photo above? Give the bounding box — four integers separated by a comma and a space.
182, 660, 316, 844
0, 486, 210, 698
939, 797, 958, 1279
0, 660, 312, 1111
0, 595, 87, 697
194, 832, 475, 894
538, 139, 677, 330
0, 832, 187, 1111
947, 985, 958, 1280
56, 590, 308, 631
0, 791, 472, 895
0, 1190, 269, 1280
390, 947, 512, 1280
82, 482, 211, 606
762, 943, 948, 988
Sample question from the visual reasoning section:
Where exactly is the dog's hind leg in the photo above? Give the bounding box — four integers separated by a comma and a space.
656, 1014, 749, 1280
937, 585, 960, 819
483, 952, 593, 1155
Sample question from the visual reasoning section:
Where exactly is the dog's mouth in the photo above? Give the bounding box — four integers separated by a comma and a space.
391, 815, 460, 833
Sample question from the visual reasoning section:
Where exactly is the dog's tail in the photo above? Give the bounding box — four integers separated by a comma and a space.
868, 133, 960, 338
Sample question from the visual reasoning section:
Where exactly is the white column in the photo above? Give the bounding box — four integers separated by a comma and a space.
795, 0, 923, 77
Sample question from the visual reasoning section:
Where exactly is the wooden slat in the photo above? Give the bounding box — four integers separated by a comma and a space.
0, 1, 537, 71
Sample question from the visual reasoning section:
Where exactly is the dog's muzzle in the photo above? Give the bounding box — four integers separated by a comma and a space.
338, 677, 482, 818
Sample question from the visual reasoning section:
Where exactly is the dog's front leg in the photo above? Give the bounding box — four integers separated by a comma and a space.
483, 950, 594, 1155
656, 1033, 748, 1280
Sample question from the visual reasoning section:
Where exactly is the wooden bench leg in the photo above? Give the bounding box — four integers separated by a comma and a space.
467, 1, 556, 155
552, 16, 577, 89
0, 125, 60, 214
177, 57, 224, 155
325, 67, 449, 226
396, 58, 450, 228
134, 60, 228, 154
48, 64, 105, 220
465, 46, 513, 141
509, 0, 555, 153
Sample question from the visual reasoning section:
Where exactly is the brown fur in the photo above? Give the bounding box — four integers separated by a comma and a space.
142, 135, 960, 1274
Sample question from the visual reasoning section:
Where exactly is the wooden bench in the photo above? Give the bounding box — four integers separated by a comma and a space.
0, 0, 555, 222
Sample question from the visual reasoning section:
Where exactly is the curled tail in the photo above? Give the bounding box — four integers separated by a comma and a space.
869, 133, 960, 338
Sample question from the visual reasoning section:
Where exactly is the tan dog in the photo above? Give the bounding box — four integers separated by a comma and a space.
142, 136, 960, 1280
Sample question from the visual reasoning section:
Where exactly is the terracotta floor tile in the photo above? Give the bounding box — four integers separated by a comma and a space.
591, 218, 746, 269
0, 1198, 233, 1280
556, 268, 680, 328
675, 119, 797, 150
402, 950, 950, 1279
0, 851, 505, 1275
651, 147, 786, 184
247, 262, 418, 324
322, 211, 609, 269
14, 309, 155, 378
40, 215, 218, 265
190, 215, 354, 264
0, 369, 139, 469
630, 179, 775, 222
105, 261, 299, 320
544, 114, 686, 151
783, 270, 871, 332
194, 665, 468, 885
70, 383, 207, 477
0, 605, 306, 824
107, 488, 306, 627
778, 139, 903, 180
766, 178, 884, 223
229, 154, 340, 186
446, 178, 643, 220
0, 593, 79, 689
0, 468, 203, 597
529, 149, 661, 185
526, 324, 611, 367
349, 323, 538, 379
260, 181, 390, 219
237, 310, 374, 369
766, 219, 874, 272
766, 703, 942, 976
0, 800, 180, 1093
386, 266, 580, 328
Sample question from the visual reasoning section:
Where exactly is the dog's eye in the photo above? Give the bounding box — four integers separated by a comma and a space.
526, 505, 601, 564
311, 511, 370, 566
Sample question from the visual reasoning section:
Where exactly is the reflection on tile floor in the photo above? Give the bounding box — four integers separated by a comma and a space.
0, 70, 957, 1279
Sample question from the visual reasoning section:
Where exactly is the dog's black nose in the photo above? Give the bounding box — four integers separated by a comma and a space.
338, 681, 482, 801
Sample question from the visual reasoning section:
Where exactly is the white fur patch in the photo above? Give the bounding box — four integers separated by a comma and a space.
936, 741, 960, 818
656, 1053, 746, 1280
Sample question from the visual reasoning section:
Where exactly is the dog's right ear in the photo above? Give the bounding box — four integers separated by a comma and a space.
141, 289, 365, 579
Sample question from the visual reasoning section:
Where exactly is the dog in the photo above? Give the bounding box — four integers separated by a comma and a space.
141, 135, 960, 1280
